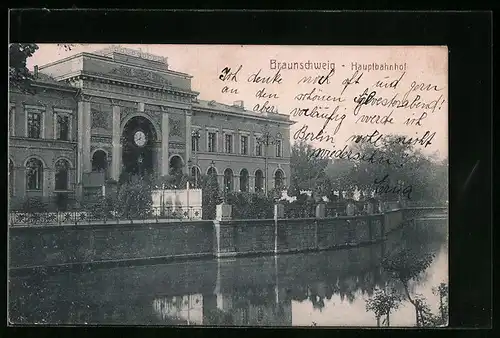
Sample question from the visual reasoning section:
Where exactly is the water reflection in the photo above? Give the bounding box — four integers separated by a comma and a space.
9, 219, 447, 326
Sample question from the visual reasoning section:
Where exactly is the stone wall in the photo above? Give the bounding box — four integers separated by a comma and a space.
383, 209, 404, 234
213, 214, 387, 258
9, 211, 406, 269
9, 221, 214, 269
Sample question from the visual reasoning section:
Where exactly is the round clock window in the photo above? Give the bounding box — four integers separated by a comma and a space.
134, 130, 147, 147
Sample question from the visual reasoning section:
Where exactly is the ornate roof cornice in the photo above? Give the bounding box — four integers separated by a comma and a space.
65, 72, 199, 98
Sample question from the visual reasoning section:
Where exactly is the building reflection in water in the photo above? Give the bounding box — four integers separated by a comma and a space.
152, 288, 293, 326
153, 294, 204, 324
10, 220, 447, 326
149, 220, 446, 327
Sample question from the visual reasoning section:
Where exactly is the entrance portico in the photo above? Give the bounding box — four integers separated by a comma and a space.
121, 115, 158, 177
107, 107, 193, 181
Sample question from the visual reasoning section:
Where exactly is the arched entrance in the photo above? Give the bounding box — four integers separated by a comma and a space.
122, 116, 157, 177
55, 159, 70, 190
239, 168, 249, 192
223, 168, 234, 192
255, 169, 264, 193
169, 155, 184, 176
191, 166, 201, 188
92, 150, 108, 177
274, 169, 285, 189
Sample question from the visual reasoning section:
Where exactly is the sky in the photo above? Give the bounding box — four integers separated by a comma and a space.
27, 44, 448, 159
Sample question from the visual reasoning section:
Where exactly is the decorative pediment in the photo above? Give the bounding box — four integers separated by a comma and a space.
109, 66, 173, 86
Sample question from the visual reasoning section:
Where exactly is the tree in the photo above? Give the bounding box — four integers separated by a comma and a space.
432, 282, 449, 325
9, 43, 39, 93
348, 134, 447, 204
366, 287, 402, 326
201, 172, 221, 220
381, 248, 435, 326
115, 175, 153, 219
427, 158, 448, 205
289, 140, 329, 197
324, 159, 356, 200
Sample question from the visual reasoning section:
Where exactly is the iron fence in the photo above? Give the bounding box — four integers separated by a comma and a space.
9, 206, 203, 227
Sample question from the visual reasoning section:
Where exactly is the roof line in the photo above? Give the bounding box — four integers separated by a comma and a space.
38, 51, 193, 79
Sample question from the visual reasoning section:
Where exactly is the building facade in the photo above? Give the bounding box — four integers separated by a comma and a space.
8, 46, 294, 206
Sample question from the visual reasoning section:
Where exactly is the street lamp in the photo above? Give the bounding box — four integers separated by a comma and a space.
191, 130, 201, 188
255, 124, 282, 197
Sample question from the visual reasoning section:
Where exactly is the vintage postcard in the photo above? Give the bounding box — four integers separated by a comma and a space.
8, 44, 448, 327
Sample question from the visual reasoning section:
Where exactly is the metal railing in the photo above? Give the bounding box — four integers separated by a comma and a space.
9, 206, 203, 227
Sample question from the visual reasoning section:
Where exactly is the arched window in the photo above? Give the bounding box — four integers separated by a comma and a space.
223, 168, 234, 192
55, 159, 70, 191
274, 169, 285, 189
255, 169, 264, 193
239, 169, 249, 192
207, 167, 217, 177
92, 150, 108, 173
191, 166, 201, 188
26, 158, 43, 191
9, 159, 14, 196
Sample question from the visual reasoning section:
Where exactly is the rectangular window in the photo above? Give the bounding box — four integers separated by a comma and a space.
56, 114, 70, 140
240, 135, 248, 155
255, 139, 263, 156
192, 134, 200, 152
276, 139, 283, 157
208, 132, 217, 152
225, 134, 233, 153
27, 110, 42, 138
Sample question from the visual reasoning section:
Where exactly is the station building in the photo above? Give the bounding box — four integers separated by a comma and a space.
8, 46, 294, 206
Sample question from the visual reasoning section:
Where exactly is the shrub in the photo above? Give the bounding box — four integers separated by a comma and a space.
202, 173, 221, 220
226, 191, 251, 219
89, 195, 116, 219
115, 175, 153, 219
21, 197, 48, 212
249, 192, 274, 219
284, 193, 316, 218
221, 191, 275, 219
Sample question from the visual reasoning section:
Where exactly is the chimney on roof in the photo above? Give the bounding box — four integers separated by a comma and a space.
233, 100, 244, 109
34, 65, 39, 79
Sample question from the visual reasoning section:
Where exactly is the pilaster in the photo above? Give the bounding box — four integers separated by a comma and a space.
111, 105, 121, 181
185, 111, 192, 173
77, 100, 92, 179
161, 110, 170, 176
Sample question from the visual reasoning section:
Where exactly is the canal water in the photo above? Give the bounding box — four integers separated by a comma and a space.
8, 219, 447, 327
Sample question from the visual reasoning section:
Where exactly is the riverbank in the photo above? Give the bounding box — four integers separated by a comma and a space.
8, 208, 446, 272
8, 219, 449, 326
